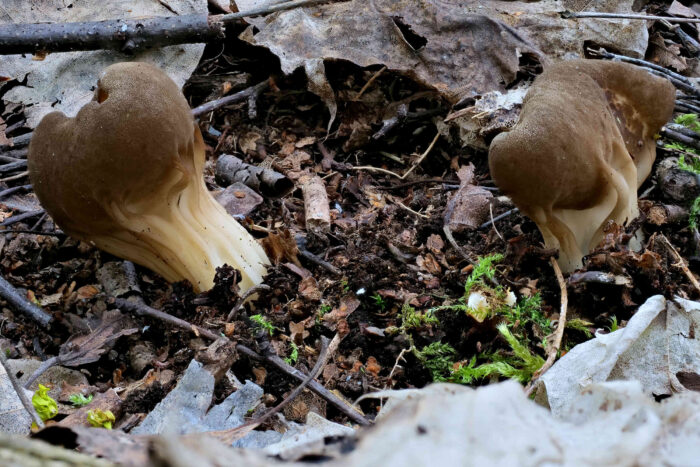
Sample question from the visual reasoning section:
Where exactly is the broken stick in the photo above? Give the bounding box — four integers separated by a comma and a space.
0, 0, 330, 55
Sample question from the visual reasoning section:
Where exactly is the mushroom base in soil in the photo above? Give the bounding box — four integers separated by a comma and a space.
488, 59, 675, 273
27, 62, 269, 293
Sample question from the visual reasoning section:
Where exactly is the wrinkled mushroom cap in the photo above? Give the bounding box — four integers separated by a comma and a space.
489, 59, 675, 272
29, 61, 197, 237
28, 62, 269, 292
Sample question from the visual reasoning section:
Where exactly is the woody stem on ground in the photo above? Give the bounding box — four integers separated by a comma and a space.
114, 297, 370, 426
0, 348, 44, 428
0, 0, 330, 55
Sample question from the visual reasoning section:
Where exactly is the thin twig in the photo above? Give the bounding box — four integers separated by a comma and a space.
0, 184, 32, 200
489, 203, 505, 242
662, 127, 700, 151
479, 208, 519, 230
394, 199, 430, 218
677, 101, 700, 114
114, 297, 370, 425
23, 356, 59, 389
525, 257, 568, 395
0, 275, 52, 328
298, 249, 342, 276
660, 234, 700, 295
0, 160, 27, 173
0, 0, 331, 55
209, 335, 331, 444
0, 349, 44, 428
0, 210, 44, 227
401, 132, 440, 179
564, 11, 700, 23
0, 171, 28, 183
354, 66, 387, 101
378, 178, 452, 191
0, 133, 31, 151
216, 0, 329, 23
352, 132, 440, 180
387, 347, 410, 383
589, 48, 700, 97
226, 284, 271, 322
350, 165, 402, 178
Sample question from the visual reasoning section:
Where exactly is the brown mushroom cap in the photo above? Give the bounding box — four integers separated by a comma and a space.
28, 62, 269, 292
488, 59, 675, 272
29, 62, 194, 235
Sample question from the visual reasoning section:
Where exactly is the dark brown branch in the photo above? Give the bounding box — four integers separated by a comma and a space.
677, 101, 700, 114
0, 15, 221, 55
0, 160, 27, 173
0, 275, 52, 328
478, 208, 519, 230
298, 249, 342, 276
114, 297, 371, 426
0, 210, 44, 227
0, 0, 330, 55
0, 184, 31, 200
662, 127, 700, 151
0, 133, 31, 152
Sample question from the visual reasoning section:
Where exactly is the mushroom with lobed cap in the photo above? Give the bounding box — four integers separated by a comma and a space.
28, 62, 270, 292
488, 59, 675, 273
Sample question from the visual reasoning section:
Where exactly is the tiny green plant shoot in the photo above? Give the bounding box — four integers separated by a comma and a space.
399, 254, 551, 385
32, 384, 58, 423
666, 114, 700, 231
250, 314, 276, 336
316, 303, 332, 325
69, 393, 94, 407
87, 409, 115, 429
285, 341, 299, 365
430, 254, 552, 339
609, 316, 619, 333
371, 293, 388, 311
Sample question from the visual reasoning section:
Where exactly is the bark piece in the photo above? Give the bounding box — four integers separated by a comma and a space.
301, 175, 331, 233
215, 154, 293, 198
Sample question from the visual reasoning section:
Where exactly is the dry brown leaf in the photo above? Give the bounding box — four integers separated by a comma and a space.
444, 164, 493, 232
648, 32, 687, 72
239, 0, 647, 110
58, 310, 137, 367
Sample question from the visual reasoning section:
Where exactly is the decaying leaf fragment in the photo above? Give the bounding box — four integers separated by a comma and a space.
237, 0, 648, 111
238, 0, 545, 104
444, 164, 493, 233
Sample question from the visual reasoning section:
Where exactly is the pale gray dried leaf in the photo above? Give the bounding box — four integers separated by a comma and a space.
0, 0, 207, 128
0, 362, 31, 435
347, 380, 700, 466
535, 296, 700, 417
